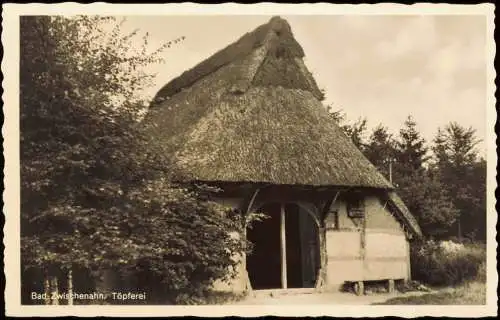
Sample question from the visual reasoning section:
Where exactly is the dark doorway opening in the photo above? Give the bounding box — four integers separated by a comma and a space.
246, 202, 320, 290
246, 202, 281, 289
285, 203, 303, 288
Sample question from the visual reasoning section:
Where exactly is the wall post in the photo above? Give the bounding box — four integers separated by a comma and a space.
280, 203, 287, 289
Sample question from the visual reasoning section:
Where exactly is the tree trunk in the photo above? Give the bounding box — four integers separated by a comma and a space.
67, 269, 73, 305
43, 272, 51, 305
458, 218, 462, 242
50, 276, 59, 305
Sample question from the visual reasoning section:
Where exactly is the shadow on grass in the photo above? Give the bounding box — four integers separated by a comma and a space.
201, 290, 249, 305
373, 281, 486, 305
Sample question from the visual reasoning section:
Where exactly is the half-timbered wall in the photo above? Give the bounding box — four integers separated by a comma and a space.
211, 192, 411, 293
325, 195, 410, 290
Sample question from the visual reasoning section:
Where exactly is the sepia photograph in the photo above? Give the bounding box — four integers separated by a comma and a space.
2, 3, 496, 317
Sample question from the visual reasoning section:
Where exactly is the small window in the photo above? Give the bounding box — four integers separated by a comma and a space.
325, 209, 339, 229
346, 194, 365, 219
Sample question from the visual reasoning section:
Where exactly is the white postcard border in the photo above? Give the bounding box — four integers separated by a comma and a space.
2, 2, 497, 317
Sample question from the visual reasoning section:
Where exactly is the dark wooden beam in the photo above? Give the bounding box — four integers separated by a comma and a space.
320, 190, 341, 225
243, 187, 260, 214
240, 185, 266, 215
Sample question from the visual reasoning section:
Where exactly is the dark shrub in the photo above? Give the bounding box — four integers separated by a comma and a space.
411, 240, 486, 286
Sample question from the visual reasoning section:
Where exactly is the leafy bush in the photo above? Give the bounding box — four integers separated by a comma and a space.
111, 185, 247, 304
19, 15, 246, 305
410, 240, 486, 286
475, 261, 486, 283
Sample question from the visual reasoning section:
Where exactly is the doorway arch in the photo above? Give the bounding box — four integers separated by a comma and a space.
246, 202, 320, 290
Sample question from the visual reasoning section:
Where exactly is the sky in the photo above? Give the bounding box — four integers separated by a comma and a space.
120, 15, 487, 155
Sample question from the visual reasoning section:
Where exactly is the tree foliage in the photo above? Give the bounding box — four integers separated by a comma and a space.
326, 107, 486, 241
431, 123, 485, 241
364, 125, 396, 180
396, 172, 459, 238
325, 106, 367, 151
433, 123, 480, 168
386, 117, 452, 237
394, 115, 429, 177
20, 15, 245, 304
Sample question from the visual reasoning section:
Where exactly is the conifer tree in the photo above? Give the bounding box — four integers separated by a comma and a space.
393, 115, 429, 180
364, 125, 396, 181
431, 123, 485, 241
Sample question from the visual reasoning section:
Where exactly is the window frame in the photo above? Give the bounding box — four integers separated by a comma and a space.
346, 193, 365, 219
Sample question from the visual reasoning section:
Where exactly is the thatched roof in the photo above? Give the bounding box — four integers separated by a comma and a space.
145, 16, 392, 189
151, 16, 323, 105
387, 192, 423, 238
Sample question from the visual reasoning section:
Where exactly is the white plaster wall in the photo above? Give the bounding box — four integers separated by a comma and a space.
210, 197, 250, 293
325, 230, 363, 286
326, 259, 363, 287
363, 260, 408, 281
365, 233, 407, 258
211, 231, 250, 293
325, 195, 411, 288
211, 257, 249, 293
326, 231, 361, 258
365, 196, 404, 231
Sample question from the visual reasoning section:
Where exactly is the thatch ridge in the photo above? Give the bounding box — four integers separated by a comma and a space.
151, 16, 323, 105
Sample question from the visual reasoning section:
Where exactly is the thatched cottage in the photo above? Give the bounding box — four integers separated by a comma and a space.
145, 16, 422, 294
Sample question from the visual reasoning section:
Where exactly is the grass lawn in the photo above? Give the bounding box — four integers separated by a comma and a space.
374, 281, 486, 305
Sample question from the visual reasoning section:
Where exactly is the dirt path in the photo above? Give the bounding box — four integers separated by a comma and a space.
229, 291, 428, 305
